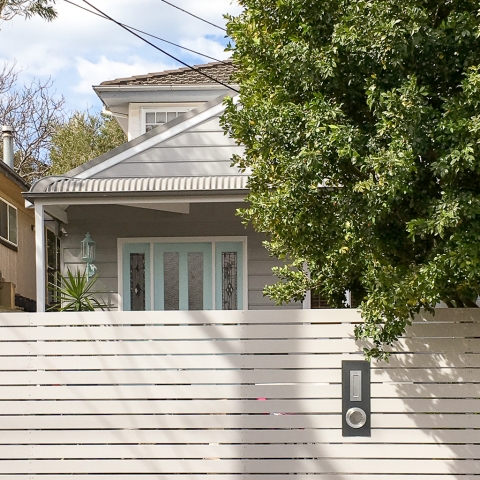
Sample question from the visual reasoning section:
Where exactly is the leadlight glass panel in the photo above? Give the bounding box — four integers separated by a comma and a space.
164, 252, 180, 310
130, 253, 146, 311
188, 252, 203, 310
222, 252, 237, 310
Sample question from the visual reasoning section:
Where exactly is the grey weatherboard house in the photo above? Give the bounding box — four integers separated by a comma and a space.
26, 61, 303, 313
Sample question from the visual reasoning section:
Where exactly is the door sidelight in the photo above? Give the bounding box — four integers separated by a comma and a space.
342, 360, 371, 436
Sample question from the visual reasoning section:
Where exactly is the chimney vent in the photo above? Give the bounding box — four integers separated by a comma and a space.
2, 125, 14, 169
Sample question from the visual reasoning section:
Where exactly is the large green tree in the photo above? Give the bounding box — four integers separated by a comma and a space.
0, 0, 56, 20
49, 111, 126, 175
222, 0, 480, 359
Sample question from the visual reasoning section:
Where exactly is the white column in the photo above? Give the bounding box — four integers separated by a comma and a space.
35, 203, 46, 312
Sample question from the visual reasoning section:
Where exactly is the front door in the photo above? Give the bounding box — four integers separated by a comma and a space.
121, 239, 244, 311
154, 243, 212, 311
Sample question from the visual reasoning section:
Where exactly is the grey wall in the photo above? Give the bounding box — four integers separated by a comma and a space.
62, 202, 301, 310
92, 116, 246, 179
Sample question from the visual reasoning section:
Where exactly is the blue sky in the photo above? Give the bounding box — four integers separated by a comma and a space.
0, 0, 242, 113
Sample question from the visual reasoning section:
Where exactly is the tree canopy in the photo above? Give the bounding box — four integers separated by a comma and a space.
0, 0, 56, 20
222, 0, 480, 359
49, 111, 126, 175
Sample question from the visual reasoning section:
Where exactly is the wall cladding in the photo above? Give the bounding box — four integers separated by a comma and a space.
0, 308, 478, 478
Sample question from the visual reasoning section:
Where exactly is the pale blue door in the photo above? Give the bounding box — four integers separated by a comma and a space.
154, 243, 213, 310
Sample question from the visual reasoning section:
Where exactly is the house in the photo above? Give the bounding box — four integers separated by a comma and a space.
0, 128, 36, 311
25, 61, 303, 312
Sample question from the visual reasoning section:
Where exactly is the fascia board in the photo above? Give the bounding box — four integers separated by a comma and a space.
74, 95, 237, 180
94, 84, 238, 92
28, 193, 247, 206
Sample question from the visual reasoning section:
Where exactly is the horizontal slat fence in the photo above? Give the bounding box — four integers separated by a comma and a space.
0, 308, 478, 478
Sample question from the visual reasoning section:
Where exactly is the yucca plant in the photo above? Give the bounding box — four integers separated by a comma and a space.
52, 268, 109, 311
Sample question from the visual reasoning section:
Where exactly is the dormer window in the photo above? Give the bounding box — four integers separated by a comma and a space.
142, 107, 193, 133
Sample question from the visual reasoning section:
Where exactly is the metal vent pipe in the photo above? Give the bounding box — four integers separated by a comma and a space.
2, 125, 14, 169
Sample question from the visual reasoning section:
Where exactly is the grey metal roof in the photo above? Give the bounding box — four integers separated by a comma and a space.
29, 175, 248, 196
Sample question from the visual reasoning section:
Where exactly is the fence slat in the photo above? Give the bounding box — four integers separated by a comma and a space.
0, 309, 478, 478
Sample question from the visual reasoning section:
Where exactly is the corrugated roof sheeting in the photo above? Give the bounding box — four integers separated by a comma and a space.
43, 176, 249, 194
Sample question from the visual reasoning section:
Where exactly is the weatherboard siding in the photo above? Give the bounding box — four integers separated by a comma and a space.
109, 114, 244, 179
62, 203, 300, 311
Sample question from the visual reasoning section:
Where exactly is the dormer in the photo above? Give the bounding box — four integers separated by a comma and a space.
93, 60, 237, 141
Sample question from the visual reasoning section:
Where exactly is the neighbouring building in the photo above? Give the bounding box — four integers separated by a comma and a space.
0, 151, 36, 311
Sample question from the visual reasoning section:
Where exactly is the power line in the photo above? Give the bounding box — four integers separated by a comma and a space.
79, 1, 238, 93
63, 0, 227, 64
160, 0, 226, 32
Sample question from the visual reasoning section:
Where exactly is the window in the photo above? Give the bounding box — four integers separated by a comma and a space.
120, 238, 246, 311
142, 107, 194, 133
0, 198, 17, 246
46, 228, 61, 306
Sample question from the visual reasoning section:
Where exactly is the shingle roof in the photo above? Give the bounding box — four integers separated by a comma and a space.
100, 60, 236, 86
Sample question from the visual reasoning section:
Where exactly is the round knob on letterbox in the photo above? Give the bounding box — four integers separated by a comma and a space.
345, 407, 367, 429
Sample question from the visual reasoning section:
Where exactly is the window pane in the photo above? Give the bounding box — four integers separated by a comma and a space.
167, 112, 176, 122
188, 252, 203, 310
222, 252, 237, 310
145, 112, 155, 123
164, 252, 179, 310
310, 289, 329, 309
0, 201, 7, 240
156, 112, 166, 124
47, 229, 56, 267
130, 253, 146, 311
8, 206, 17, 244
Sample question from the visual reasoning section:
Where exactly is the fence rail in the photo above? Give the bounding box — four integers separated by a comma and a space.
0, 308, 478, 478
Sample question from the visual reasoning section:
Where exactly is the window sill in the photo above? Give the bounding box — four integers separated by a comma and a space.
0, 237, 18, 252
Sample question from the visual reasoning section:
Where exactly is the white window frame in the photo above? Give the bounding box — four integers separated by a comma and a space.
141, 105, 197, 134
117, 236, 248, 311
0, 197, 18, 247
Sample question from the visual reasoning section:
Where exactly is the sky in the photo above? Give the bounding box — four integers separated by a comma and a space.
0, 0, 242, 113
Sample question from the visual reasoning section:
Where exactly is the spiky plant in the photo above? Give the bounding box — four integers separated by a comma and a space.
52, 269, 109, 311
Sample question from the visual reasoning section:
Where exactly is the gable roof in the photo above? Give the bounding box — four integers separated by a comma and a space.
100, 60, 236, 87
26, 94, 247, 200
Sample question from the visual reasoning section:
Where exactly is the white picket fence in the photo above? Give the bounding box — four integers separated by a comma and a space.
0, 308, 478, 479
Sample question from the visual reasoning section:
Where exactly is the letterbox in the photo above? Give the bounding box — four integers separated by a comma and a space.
342, 360, 371, 437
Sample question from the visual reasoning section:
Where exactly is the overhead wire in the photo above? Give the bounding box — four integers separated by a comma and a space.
159, 0, 226, 32
78, 0, 238, 93
63, 0, 228, 64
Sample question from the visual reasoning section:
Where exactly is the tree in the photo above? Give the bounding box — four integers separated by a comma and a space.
0, 62, 64, 182
222, 1, 480, 360
0, 0, 56, 20
49, 111, 126, 175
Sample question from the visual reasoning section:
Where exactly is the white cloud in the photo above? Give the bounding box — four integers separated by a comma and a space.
180, 37, 231, 63
74, 56, 174, 93
0, 0, 243, 110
